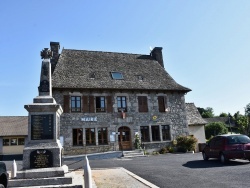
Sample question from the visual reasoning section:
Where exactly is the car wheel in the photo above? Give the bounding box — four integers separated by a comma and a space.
0, 184, 5, 188
220, 153, 227, 164
202, 152, 209, 161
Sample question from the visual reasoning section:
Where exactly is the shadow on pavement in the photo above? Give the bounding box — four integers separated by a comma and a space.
183, 159, 250, 168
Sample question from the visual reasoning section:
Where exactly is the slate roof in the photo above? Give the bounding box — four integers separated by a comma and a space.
204, 117, 236, 127
0, 116, 28, 136
186, 103, 207, 125
52, 49, 191, 92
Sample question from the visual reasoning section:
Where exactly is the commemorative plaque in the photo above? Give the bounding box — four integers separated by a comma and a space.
30, 149, 53, 168
31, 114, 53, 140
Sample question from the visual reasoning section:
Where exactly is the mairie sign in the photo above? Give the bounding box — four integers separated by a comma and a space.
81, 117, 97, 122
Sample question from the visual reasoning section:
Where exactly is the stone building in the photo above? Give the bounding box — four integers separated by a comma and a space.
49, 42, 191, 155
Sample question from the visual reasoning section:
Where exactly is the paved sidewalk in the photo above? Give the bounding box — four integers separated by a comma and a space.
92, 167, 159, 188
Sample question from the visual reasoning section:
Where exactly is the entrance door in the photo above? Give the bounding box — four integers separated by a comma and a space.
118, 126, 131, 150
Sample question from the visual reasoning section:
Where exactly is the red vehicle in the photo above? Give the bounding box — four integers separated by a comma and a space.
202, 134, 250, 163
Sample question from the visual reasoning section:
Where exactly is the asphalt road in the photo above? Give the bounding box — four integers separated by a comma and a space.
4, 153, 250, 188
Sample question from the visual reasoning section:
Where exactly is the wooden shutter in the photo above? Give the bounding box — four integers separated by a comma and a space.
164, 96, 168, 109
106, 96, 113, 113
138, 96, 148, 112
82, 96, 89, 113
63, 95, 70, 113
89, 96, 95, 113
158, 96, 165, 112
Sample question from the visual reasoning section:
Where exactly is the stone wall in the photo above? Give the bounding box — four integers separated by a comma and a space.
53, 90, 189, 154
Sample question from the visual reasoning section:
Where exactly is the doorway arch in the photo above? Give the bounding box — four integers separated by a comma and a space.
118, 126, 131, 150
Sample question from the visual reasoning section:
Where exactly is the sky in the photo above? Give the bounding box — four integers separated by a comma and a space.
1, 0, 250, 116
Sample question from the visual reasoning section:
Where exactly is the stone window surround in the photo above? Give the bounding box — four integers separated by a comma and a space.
70, 95, 81, 112
85, 128, 96, 145
117, 96, 127, 112
72, 128, 83, 146
72, 127, 109, 147
98, 127, 108, 145
140, 124, 172, 143
69, 93, 113, 113
95, 96, 106, 112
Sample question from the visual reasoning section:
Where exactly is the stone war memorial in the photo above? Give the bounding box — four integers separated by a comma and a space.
8, 47, 83, 187
23, 47, 63, 169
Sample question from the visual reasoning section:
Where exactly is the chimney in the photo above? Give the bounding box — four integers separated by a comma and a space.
50, 42, 60, 73
150, 47, 164, 68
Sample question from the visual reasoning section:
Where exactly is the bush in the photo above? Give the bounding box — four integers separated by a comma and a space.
159, 147, 168, 154
205, 122, 228, 139
167, 146, 174, 153
176, 135, 198, 152
134, 133, 141, 149
152, 151, 160, 155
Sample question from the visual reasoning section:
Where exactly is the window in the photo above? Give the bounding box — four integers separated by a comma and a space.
3, 139, 10, 146
11, 138, 17, 145
96, 96, 106, 112
71, 96, 81, 112
158, 96, 167, 112
86, 128, 95, 145
162, 125, 170, 140
138, 96, 148, 112
3, 137, 25, 146
151, 125, 160, 141
111, 72, 123, 79
140, 126, 150, 142
18, 138, 25, 145
117, 96, 127, 112
98, 128, 108, 145
73, 128, 83, 146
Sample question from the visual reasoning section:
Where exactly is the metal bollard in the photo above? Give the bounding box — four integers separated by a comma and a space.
84, 155, 92, 188
11, 159, 17, 178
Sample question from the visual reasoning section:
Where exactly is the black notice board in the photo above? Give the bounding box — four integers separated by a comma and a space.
31, 114, 54, 140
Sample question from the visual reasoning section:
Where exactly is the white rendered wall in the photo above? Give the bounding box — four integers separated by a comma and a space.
188, 125, 206, 152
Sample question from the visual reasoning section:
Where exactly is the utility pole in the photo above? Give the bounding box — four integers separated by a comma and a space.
228, 113, 232, 134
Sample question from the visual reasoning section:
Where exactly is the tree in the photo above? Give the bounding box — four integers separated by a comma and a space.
233, 111, 240, 120
245, 103, 250, 116
236, 116, 248, 135
233, 103, 250, 136
197, 107, 214, 118
219, 112, 228, 117
197, 107, 205, 115
205, 122, 228, 139
243, 103, 250, 135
